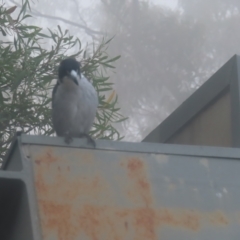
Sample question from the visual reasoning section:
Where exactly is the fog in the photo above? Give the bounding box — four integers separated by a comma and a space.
9, 0, 240, 141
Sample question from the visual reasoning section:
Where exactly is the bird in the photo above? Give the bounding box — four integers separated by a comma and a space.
52, 58, 98, 147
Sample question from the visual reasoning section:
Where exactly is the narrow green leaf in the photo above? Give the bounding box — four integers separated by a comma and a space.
1, 28, 6, 36
5, 6, 17, 14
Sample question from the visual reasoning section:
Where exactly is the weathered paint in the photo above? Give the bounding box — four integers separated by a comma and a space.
29, 146, 237, 240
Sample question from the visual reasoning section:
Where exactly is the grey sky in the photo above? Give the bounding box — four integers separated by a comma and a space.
151, 0, 178, 9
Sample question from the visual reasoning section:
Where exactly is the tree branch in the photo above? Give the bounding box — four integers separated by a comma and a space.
9, 0, 105, 37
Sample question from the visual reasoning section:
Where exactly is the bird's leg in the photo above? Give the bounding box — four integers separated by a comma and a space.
64, 131, 73, 144
79, 133, 96, 148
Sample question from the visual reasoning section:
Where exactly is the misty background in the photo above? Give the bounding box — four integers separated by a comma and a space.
8, 0, 240, 141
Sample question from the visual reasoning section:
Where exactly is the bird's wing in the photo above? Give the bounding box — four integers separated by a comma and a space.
52, 82, 59, 108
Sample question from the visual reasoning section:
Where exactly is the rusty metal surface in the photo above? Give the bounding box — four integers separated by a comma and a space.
27, 144, 240, 240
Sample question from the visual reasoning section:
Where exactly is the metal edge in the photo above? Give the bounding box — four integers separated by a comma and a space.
0, 168, 36, 238
142, 54, 237, 143
230, 55, 240, 147
17, 135, 43, 240
19, 134, 240, 160
1, 134, 19, 170
0, 170, 25, 180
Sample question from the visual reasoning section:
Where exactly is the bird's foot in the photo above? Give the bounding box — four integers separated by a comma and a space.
64, 132, 73, 144
79, 133, 96, 148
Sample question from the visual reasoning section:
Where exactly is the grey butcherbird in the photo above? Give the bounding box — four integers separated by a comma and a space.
52, 58, 98, 147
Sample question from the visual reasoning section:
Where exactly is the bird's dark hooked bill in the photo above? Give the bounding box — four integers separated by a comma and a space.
68, 70, 79, 85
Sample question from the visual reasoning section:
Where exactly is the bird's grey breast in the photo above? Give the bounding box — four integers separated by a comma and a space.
76, 76, 98, 133
52, 76, 98, 136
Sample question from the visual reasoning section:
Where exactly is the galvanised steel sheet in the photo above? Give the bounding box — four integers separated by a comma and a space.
14, 134, 240, 240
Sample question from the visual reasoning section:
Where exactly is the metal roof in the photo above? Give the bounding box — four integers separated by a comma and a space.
1, 134, 240, 239
143, 55, 240, 147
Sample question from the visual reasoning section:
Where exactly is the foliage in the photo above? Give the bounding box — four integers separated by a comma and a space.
0, 0, 125, 160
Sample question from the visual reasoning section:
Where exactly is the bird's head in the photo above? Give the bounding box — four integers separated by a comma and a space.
58, 58, 81, 86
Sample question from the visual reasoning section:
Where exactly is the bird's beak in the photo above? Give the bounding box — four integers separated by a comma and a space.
69, 70, 79, 85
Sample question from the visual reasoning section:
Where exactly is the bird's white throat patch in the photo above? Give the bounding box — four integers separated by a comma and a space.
70, 70, 78, 79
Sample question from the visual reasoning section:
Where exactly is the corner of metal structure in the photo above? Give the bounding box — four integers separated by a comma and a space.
7, 133, 240, 160
0, 133, 42, 240
229, 55, 240, 147
142, 54, 237, 144
1, 133, 21, 170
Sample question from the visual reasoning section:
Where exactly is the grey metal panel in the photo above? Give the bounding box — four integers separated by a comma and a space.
166, 88, 232, 147
17, 140, 43, 240
0, 178, 32, 240
0, 171, 25, 180
143, 54, 237, 145
230, 55, 240, 146
23, 136, 240, 239
2, 139, 23, 171
0, 140, 43, 240
2, 134, 240, 239
17, 134, 240, 159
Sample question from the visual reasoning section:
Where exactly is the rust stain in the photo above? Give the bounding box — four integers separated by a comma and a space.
180, 211, 200, 231
133, 208, 157, 239
123, 157, 153, 207
33, 152, 231, 240
40, 200, 77, 240
35, 168, 49, 195
124, 221, 128, 230
35, 159, 41, 165
78, 205, 103, 240
34, 148, 58, 166
209, 211, 229, 225
127, 158, 143, 172
123, 157, 157, 239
